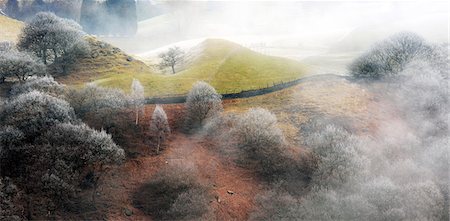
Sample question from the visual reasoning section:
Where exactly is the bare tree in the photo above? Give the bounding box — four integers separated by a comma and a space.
159, 46, 184, 74
150, 105, 170, 154
184, 81, 222, 131
131, 78, 145, 125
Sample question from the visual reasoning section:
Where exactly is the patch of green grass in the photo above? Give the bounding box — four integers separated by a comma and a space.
79, 39, 308, 97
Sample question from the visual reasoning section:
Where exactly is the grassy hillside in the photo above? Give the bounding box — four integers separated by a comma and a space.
0, 15, 308, 97
56, 37, 153, 87
0, 15, 23, 42
82, 39, 308, 97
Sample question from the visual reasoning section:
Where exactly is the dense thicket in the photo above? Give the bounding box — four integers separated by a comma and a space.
4, 0, 81, 21
0, 79, 125, 213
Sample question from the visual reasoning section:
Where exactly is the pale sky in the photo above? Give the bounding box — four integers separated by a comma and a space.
105, 0, 449, 67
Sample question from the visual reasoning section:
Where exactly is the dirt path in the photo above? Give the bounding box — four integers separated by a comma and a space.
95, 132, 263, 221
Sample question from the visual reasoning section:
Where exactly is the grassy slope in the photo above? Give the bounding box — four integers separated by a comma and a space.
223, 76, 373, 145
86, 39, 308, 97
0, 15, 23, 42
56, 37, 153, 87
0, 15, 307, 97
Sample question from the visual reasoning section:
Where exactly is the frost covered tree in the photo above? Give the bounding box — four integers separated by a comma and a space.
150, 105, 170, 154
159, 47, 184, 74
66, 84, 131, 136
234, 108, 287, 176
131, 79, 145, 125
349, 32, 432, 80
42, 123, 125, 202
184, 81, 222, 131
9, 76, 66, 98
304, 124, 364, 188
67, 83, 130, 118
0, 90, 76, 138
0, 50, 46, 83
0, 41, 14, 52
17, 12, 89, 71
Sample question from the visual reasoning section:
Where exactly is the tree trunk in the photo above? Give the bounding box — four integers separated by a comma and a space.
42, 49, 47, 65
91, 172, 100, 206
27, 197, 33, 220
135, 107, 139, 125
156, 135, 161, 155
171, 65, 175, 74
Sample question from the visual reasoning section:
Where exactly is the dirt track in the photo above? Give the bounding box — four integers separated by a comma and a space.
93, 132, 263, 221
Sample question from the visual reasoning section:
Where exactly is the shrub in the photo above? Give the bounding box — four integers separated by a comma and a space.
43, 123, 125, 166
234, 108, 288, 176
0, 91, 76, 138
149, 105, 170, 154
133, 162, 211, 220
9, 76, 66, 98
184, 81, 222, 131
0, 50, 46, 83
67, 84, 130, 118
304, 124, 364, 189
165, 187, 211, 220
0, 41, 14, 52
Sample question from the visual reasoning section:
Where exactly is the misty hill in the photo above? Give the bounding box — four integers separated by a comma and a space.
0, 15, 23, 42
68, 39, 307, 97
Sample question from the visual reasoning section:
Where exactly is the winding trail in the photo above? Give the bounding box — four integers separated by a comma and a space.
95, 132, 263, 221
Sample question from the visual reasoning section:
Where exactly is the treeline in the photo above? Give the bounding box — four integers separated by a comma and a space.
3, 0, 138, 36
80, 0, 137, 36
4, 0, 80, 22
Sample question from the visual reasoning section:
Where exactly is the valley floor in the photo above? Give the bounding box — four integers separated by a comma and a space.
77, 132, 264, 221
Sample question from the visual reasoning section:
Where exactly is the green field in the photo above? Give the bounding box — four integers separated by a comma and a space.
83, 39, 308, 97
